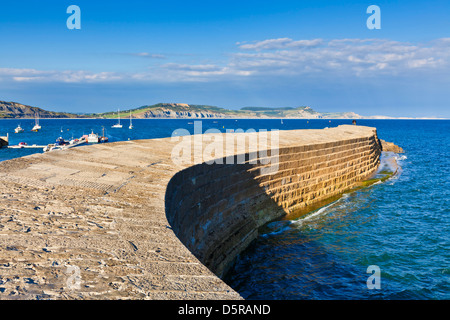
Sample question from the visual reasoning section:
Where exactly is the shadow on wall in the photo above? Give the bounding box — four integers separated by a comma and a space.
165, 152, 286, 279
165, 134, 381, 279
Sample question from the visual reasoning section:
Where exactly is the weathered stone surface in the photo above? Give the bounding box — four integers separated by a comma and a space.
0, 125, 382, 299
380, 139, 404, 153
166, 126, 382, 278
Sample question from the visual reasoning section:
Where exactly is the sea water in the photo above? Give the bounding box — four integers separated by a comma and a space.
0, 119, 448, 299
224, 120, 449, 300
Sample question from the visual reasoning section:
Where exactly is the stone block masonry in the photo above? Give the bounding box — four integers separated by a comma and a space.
166, 126, 382, 278
0, 125, 381, 299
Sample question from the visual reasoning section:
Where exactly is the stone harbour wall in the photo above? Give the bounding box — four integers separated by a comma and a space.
0, 125, 382, 299
166, 127, 382, 278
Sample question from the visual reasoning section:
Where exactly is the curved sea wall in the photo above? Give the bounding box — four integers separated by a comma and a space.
0, 124, 381, 299
166, 126, 382, 278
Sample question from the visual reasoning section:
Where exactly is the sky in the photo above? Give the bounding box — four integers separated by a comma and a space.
1, 0, 450, 117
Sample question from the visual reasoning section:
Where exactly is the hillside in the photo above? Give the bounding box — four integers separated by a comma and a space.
97, 103, 240, 119
0, 101, 82, 118
0, 100, 367, 119
95, 103, 365, 119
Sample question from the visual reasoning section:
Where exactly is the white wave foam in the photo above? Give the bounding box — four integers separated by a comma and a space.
299, 199, 338, 222
261, 222, 294, 237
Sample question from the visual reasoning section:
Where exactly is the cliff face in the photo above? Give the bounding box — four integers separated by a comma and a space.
0, 101, 79, 118
141, 109, 225, 118
138, 104, 227, 118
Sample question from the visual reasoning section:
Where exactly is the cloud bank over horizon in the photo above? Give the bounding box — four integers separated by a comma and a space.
2, 37, 450, 84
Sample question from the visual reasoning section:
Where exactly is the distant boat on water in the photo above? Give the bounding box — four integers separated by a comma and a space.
14, 124, 24, 133
112, 109, 123, 128
129, 111, 133, 129
31, 112, 41, 132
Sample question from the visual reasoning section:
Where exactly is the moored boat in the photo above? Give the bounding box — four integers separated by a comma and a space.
31, 112, 41, 132
99, 126, 108, 143
55, 137, 69, 146
14, 125, 24, 133
87, 131, 100, 143
112, 109, 123, 128
129, 111, 133, 129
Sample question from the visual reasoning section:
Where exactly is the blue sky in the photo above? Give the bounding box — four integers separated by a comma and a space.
1, 0, 449, 117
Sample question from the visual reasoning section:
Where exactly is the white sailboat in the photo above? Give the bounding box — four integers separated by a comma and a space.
111, 109, 123, 128
31, 112, 41, 132
129, 111, 133, 129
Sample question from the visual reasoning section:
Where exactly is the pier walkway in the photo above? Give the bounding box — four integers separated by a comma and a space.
0, 125, 381, 299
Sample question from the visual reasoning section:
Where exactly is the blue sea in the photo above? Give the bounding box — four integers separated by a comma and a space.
0, 118, 449, 299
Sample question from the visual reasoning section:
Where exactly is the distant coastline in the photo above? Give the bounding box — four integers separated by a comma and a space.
1, 116, 447, 120
0, 100, 447, 120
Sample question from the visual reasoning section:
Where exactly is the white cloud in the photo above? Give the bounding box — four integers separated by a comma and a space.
0, 68, 123, 83
129, 52, 166, 59
238, 38, 323, 50
162, 63, 223, 72
228, 38, 450, 77
1, 38, 449, 84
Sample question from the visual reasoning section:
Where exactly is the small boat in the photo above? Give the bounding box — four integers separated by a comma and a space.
49, 145, 63, 152
99, 126, 108, 143
18, 142, 28, 148
112, 109, 123, 128
87, 130, 99, 143
43, 144, 54, 152
129, 111, 133, 129
44, 135, 87, 152
55, 137, 69, 146
281, 119, 284, 124
44, 138, 67, 152
14, 125, 24, 133
31, 112, 41, 132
